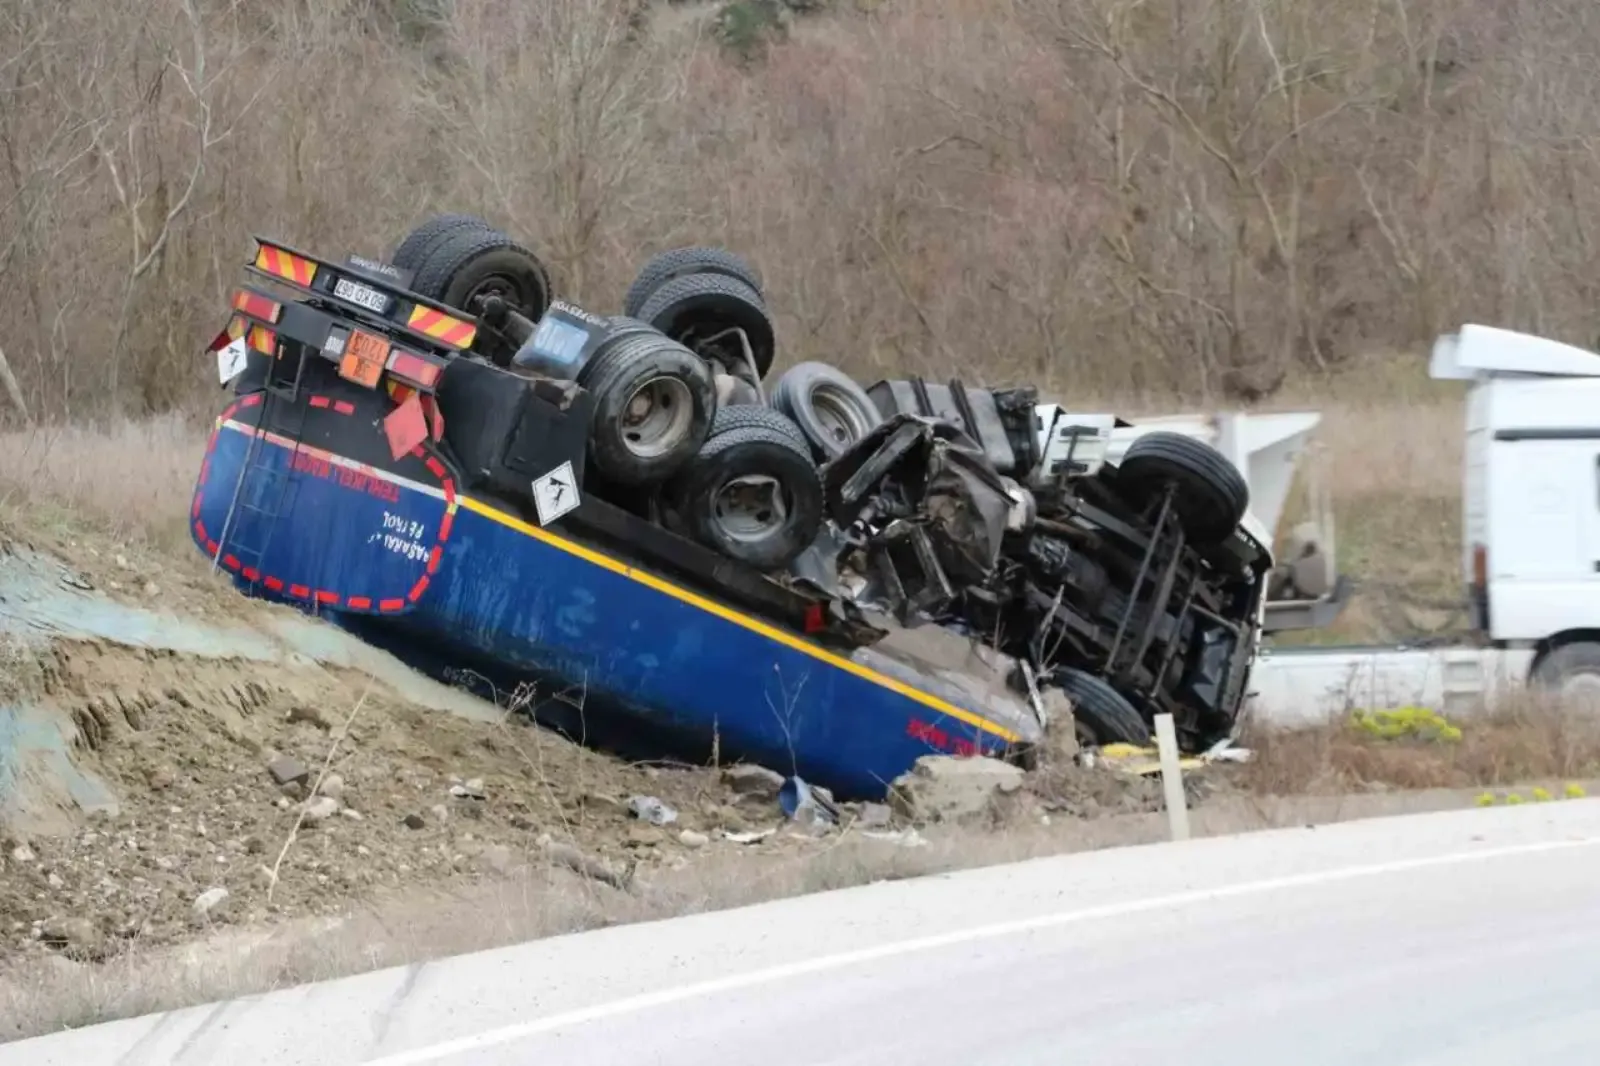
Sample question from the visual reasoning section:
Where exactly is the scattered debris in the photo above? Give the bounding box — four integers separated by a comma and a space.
856, 802, 893, 829
541, 838, 633, 892
723, 828, 776, 845
448, 779, 487, 800
627, 795, 678, 826
1083, 740, 1252, 777
862, 828, 928, 848
888, 755, 1024, 824
300, 796, 341, 823
678, 829, 709, 849
192, 887, 229, 919
287, 705, 332, 731
402, 813, 426, 830
778, 775, 840, 832
267, 755, 309, 788
38, 916, 101, 959
722, 764, 785, 802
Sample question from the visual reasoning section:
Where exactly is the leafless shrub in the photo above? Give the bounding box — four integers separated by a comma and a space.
3, 0, 1600, 421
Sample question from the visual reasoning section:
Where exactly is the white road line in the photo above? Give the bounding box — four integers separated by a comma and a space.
362, 833, 1600, 1065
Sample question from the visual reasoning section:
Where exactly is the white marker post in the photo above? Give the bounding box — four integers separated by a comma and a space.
1153, 713, 1190, 842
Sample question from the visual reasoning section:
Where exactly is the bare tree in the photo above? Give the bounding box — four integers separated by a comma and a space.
88, 0, 266, 408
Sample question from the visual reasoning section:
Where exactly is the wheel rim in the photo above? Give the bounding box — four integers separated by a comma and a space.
464, 272, 535, 316
809, 383, 872, 449
620, 376, 694, 459
710, 475, 788, 544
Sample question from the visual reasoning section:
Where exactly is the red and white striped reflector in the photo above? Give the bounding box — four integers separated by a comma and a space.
253, 242, 318, 287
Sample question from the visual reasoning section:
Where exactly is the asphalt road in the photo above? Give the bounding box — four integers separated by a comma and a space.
9, 801, 1600, 1065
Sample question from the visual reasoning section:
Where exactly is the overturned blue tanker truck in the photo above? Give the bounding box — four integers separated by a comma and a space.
190, 216, 1272, 798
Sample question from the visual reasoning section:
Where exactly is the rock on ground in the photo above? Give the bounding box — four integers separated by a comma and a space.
888, 755, 1025, 825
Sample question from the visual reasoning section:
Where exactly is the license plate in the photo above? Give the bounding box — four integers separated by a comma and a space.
339, 329, 389, 389
334, 276, 391, 315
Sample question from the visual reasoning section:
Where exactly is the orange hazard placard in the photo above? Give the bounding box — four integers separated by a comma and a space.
340, 329, 389, 389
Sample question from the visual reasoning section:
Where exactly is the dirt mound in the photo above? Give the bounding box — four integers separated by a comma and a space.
0, 630, 753, 958
0, 515, 755, 961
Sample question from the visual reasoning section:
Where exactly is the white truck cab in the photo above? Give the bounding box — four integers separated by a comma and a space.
1431, 325, 1600, 698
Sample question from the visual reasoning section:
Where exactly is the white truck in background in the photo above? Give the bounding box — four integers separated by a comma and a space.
1243, 324, 1600, 728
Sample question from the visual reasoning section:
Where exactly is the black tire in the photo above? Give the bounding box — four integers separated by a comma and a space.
605, 315, 664, 342
710, 404, 809, 451
1116, 431, 1249, 546
666, 423, 823, 571
770, 361, 883, 461
622, 246, 764, 318
1531, 642, 1600, 711
390, 213, 494, 275
636, 272, 776, 380
579, 333, 716, 486
1050, 668, 1151, 747
412, 228, 554, 325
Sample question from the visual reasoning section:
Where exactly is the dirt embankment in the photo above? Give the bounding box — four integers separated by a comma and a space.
0, 516, 740, 960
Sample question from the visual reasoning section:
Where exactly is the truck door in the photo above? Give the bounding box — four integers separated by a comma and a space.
1487, 436, 1600, 639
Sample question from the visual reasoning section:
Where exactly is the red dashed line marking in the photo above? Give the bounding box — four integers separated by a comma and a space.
190, 391, 457, 615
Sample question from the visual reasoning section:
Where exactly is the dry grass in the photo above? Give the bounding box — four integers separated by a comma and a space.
1242, 694, 1600, 794
0, 415, 207, 553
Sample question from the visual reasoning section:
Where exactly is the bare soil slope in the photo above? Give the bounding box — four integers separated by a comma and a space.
0, 513, 744, 959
